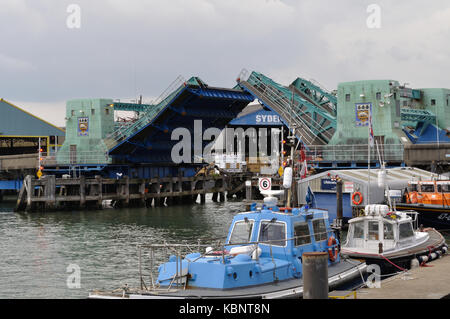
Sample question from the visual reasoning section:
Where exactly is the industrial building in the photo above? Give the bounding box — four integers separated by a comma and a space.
237, 70, 450, 172
0, 98, 65, 191
0, 98, 65, 156
297, 167, 439, 222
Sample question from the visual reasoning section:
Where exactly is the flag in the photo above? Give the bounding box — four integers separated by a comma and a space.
299, 147, 308, 179
368, 110, 374, 147
305, 185, 316, 208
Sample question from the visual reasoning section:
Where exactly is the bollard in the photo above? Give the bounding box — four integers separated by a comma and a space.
303, 252, 329, 299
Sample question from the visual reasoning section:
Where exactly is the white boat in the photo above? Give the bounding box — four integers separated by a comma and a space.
341, 204, 448, 273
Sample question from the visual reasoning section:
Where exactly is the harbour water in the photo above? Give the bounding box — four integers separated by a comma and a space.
0, 196, 246, 299
1, 197, 449, 299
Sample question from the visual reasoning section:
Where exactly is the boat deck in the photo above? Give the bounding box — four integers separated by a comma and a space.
90, 259, 366, 299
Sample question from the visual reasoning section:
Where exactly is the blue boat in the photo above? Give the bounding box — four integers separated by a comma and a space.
90, 202, 366, 299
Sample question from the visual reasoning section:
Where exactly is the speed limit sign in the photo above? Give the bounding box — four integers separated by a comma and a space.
259, 178, 272, 192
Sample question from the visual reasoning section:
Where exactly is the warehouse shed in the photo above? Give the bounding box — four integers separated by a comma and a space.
0, 98, 65, 156
297, 167, 439, 222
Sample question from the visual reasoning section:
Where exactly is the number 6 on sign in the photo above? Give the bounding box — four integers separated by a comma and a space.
259, 178, 272, 192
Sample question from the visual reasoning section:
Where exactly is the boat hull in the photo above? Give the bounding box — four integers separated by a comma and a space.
89, 259, 366, 299
341, 229, 448, 274
395, 203, 450, 230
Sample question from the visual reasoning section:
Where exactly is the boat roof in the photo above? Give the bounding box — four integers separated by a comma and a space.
348, 213, 412, 224
233, 207, 330, 223
409, 180, 450, 185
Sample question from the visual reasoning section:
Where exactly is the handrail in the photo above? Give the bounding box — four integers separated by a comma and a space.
137, 229, 336, 291
242, 71, 335, 145
305, 144, 404, 162
104, 75, 186, 148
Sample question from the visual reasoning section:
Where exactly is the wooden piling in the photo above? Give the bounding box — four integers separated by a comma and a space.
13, 174, 242, 212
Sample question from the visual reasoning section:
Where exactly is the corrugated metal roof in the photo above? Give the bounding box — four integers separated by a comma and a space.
0, 99, 65, 137
300, 167, 439, 185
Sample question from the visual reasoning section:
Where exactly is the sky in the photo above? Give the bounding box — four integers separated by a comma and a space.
0, 0, 449, 126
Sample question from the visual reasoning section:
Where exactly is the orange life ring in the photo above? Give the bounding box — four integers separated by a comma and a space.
352, 192, 363, 205
328, 237, 338, 262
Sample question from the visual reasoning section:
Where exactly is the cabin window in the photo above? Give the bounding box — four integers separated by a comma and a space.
259, 221, 286, 246
229, 220, 254, 245
437, 184, 450, 193
399, 223, 414, 239
368, 221, 379, 241
312, 219, 327, 242
420, 184, 435, 192
408, 184, 418, 192
376, 92, 381, 100
294, 223, 311, 246
345, 94, 351, 102
353, 222, 364, 239
383, 223, 394, 240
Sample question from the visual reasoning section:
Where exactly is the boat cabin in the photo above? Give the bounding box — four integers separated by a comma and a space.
343, 205, 428, 254
405, 180, 450, 205
156, 205, 340, 290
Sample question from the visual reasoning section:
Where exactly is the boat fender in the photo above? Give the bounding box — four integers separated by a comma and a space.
352, 192, 363, 206
327, 236, 339, 262
229, 245, 254, 257
283, 167, 293, 189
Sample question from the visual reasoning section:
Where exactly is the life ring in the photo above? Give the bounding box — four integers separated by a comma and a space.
279, 207, 292, 212
352, 192, 363, 206
328, 237, 338, 262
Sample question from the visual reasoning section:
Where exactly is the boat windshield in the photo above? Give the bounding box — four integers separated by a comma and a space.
259, 221, 286, 246
228, 220, 254, 244
399, 222, 414, 239
312, 219, 328, 242
294, 222, 311, 246
437, 184, 450, 193
383, 222, 394, 240
420, 184, 435, 192
368, 221, 379, 241
352, 221, 364, 239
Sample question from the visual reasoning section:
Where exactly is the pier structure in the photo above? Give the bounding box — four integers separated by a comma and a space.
14, 174, 232, 212
356, 254, 450, 299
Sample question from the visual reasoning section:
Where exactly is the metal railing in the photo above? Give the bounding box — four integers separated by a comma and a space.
241, 70, 335, 145
137, 229, 334, 292
104, 75, 186, 149
42, 151, 111, 166
305, 144, 405, 162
